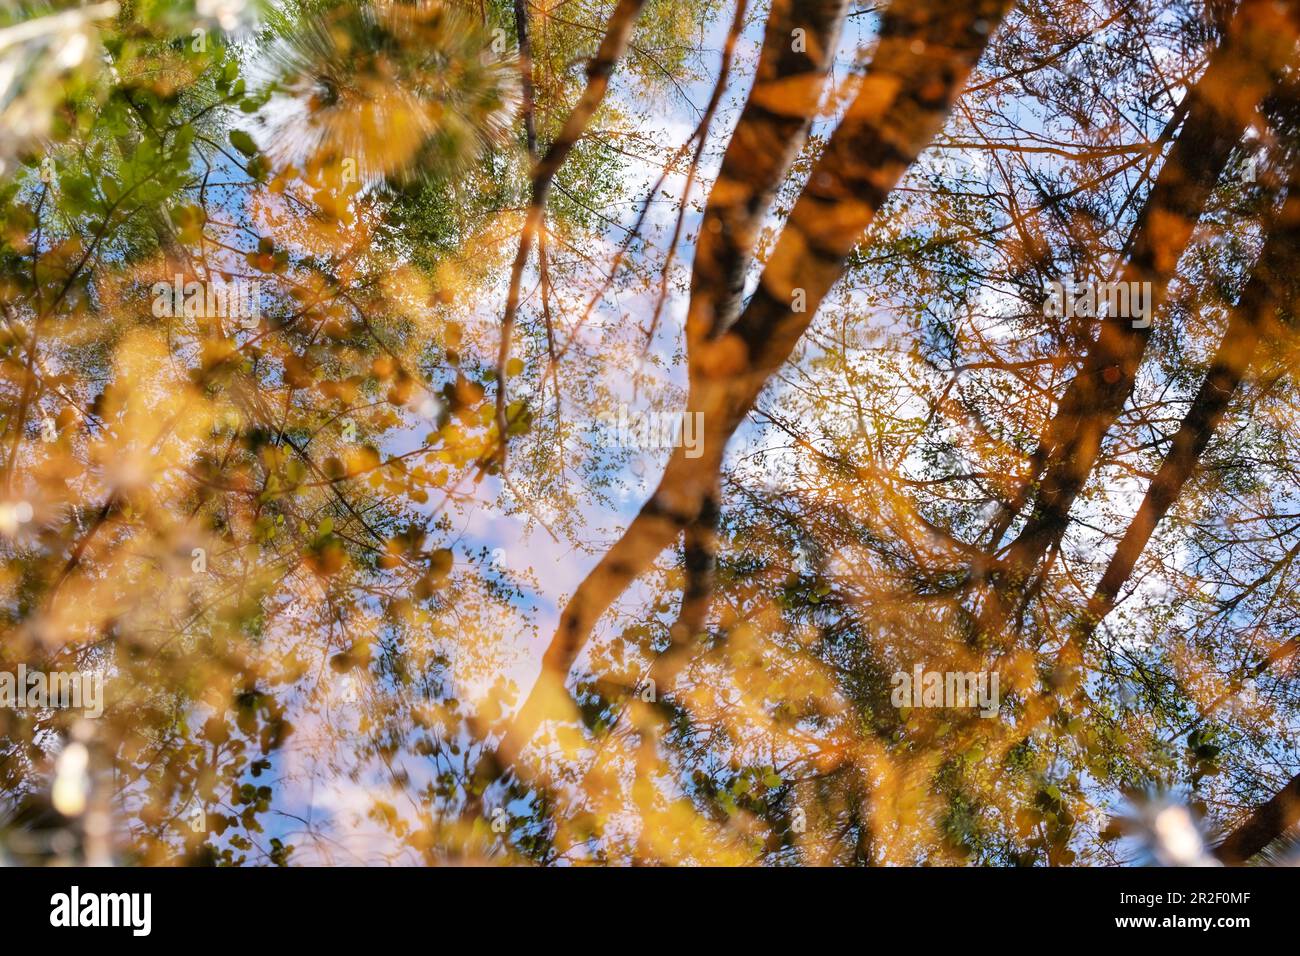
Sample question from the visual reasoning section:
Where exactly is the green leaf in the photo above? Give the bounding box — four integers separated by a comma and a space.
229, 129, 258, 157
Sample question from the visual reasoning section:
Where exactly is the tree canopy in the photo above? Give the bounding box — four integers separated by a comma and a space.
2, 0, 1300, 867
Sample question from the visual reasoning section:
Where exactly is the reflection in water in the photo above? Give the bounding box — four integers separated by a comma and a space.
1, 0, 1300, 868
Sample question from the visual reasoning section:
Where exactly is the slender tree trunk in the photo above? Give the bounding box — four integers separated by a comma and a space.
513, 0, 538, 161
494, 0, 649, 459
1083, 157, 1300, 635
979, 0, 1300, 637
500, 0, 1014, 765
670, 0, 851, 654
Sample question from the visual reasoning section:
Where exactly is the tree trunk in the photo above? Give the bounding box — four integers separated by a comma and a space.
981, 0, 1300, 637
500, 0, 1014, 765
1215, 770, 1300, 864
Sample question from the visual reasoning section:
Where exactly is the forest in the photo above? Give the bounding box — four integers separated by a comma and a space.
1, 0, 1299, 868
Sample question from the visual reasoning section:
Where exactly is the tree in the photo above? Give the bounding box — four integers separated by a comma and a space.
6, 0, 1300, 867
